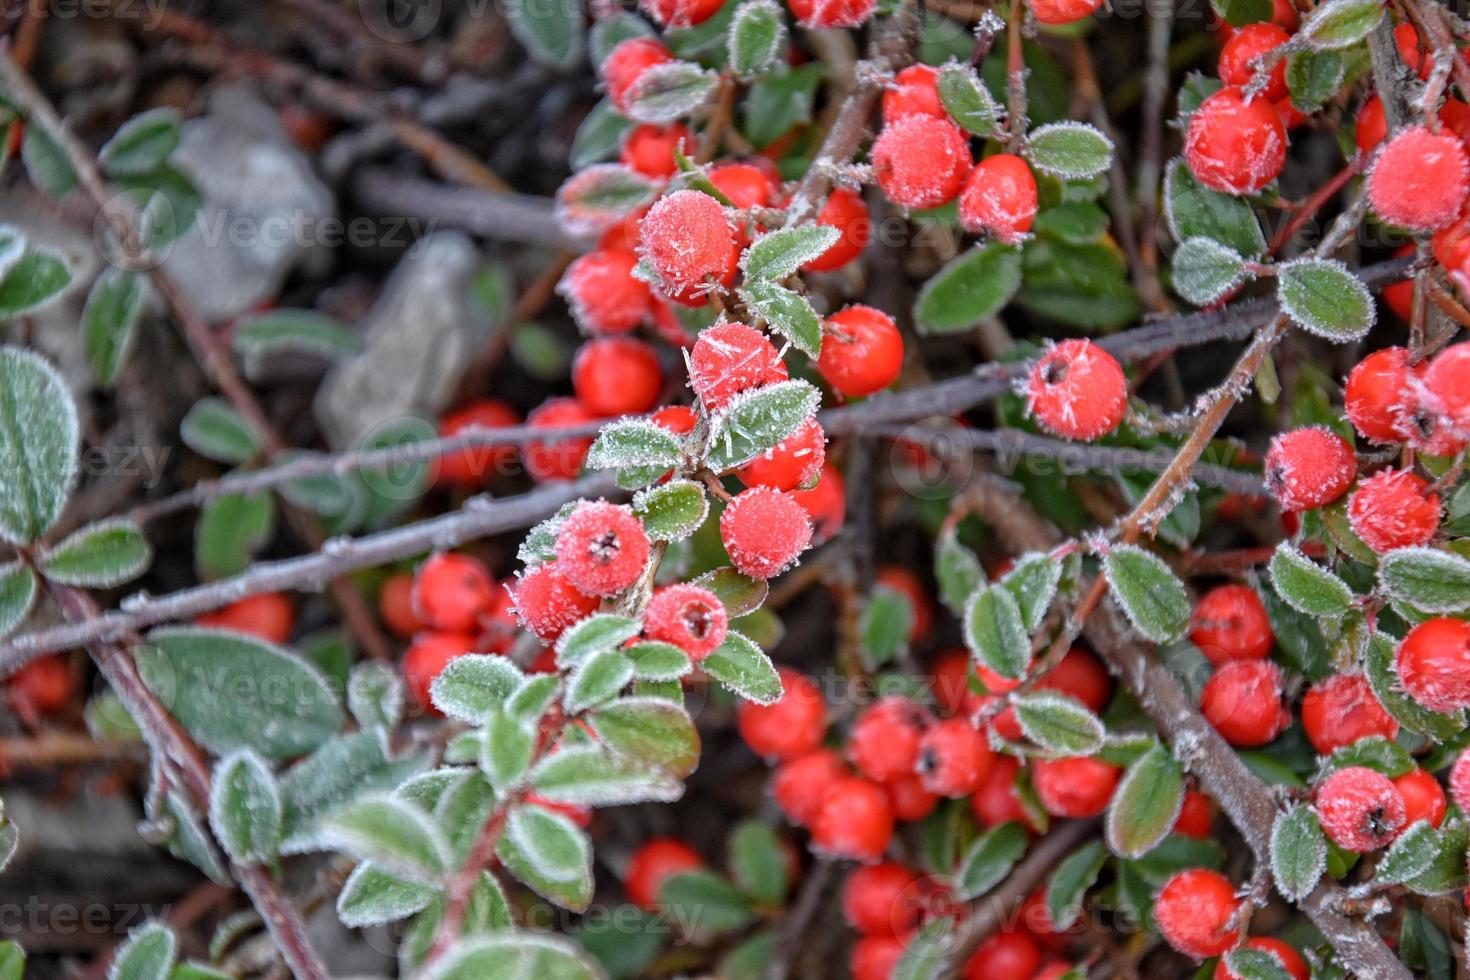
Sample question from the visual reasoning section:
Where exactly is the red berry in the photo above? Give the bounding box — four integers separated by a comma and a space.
1200, 659, 1289, 747
1153, 868, 1240, 960
1355, 94, 1388, 155
1026, 0, 1102, 24
850, 933, 906, 980
196, 592, 295, 645
510, 561, 600, 641
884, 773, 941, 821
1174, 790, 1214, 839
524, 397, 597, 482
559, 248, 652, 337
1185, 87, 1288, 195
651, 404, 697, 435
1264, 426, 1356, 512
412, 553, 496, 633
639, 190, 739, 303
1301, 673, 1399, 756
871, 114, 972, 210
572, 337, 664, 418
1394, 768, 1448, 829
812, 776, 895, 861
1026, 339, 1128, 440
1347, 469, 1440, 554
792, 463, 846, 543
786, 0, 874, 29
1218, 23, 1291, 101
970, 754, 1038, 830
639, 0, 724, 28
7, 654, 75, 716
963, 929, 1041, 980
601, 38, 673, 113
620, 123, 693, 179
708, 161, 778, 209
958, 154, 1038, 245
737, 418, 826, 491
850, 697, 928, 783
554, 500, 652, 597
1190, 584, 1274, 665
917, 716, 993, 797
1422, 343, 1470, 440
436, 398, 521, 487
379, 572, 424, 638
1031, 756, 1120, 818
1346, 347, 1419, 443
402, 631, 474, 710
720, 486, 813, 579
882, 65, 944, 125
1369, 126, 1470, 231
818, 305, 904, 398
738, 667, 826, 759
843, 862, 922, 935
1450, 749, 1470, 813
933, 649, 982, 715
1397, 617, 1470, 713
643, 584, 728, 660
1214, 937, 1309, 980
773, 748, 846, 825
688, 322, 789, 412
625, 838, 704, 909
803, 188, 871, 272
1315, 765, 1407, 852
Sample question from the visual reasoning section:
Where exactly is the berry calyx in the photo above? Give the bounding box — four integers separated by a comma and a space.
843, 862, 922, 935
958, 154, 1039, 245
917, 716, 993, 797
625, 838, 704, 909
1185, 87, 1288, 195
572, 337, 664, 418
811, 776, 895, 861
1301, 673, 1399, 756
850, 697, 928, 783
1190, 584, 1274, 665
818, 305, 904, 398
1315, 765, 1407, 852
720, 486, 813, 579
688, 321, 789, 412
554, 500, 652, 597
1031, 755, 1121, 818
1396, 617, 1470, 714
1199, 659, 1289, 747
524, 397, 598, 482
436, 398, 521, 487
1347, 469, 1440, 555
1394, 768, 1448, 829
643, 584, 728, 660
1368, 126, 1470, 232
882, 65, 944, 125
737, 666, 826, 760
1026, 339, 1128, 441
1264, 426, 1356, 512
1218, 23, 1291, 101
871, 114, 972, 210
803, 188, 871, 272
195, 592, 296, 645
773, 748, 846, 826
510, 561, 601, 641
601, 39, 674, 114
1153, 868, 1240, 959
639, 190, 740, 303
412, 552, 496, 633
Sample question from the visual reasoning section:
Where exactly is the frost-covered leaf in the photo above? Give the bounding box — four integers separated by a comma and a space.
938, 61, 1002, 136
706, 380, 820, 470
1171, 236, 1248, 305
1269, 542, 1355, 619
1211, 0, 1271, 27
0, 242, 73, 317
39, 518, 151, 587
585, 419, 683, 472
1222, 948, 1294, 980
1105, 744, 1183, 859
588, 697, 700, 777
891, 919, 953, 980
1401, 819, 1470, 895
999, 553, 1063, 632
1379, 547, 1470, 614
348, 661, 405, 731
913, 241, 1023, 334
659, 870, 755, 939
107, 922, 175, 980
0, 562, 37, 639
632, 480, 708, 542
624, 641, 693, 680
505, 0, 583, 67
0, 346, 78, 545
136, 627, 343, 760
570, 98, 633, 170
1276, 258, 1374, 341
1300, 0, 1383, 50
1024, 122, 1114, 179
556, 614, 642, 667
566, 648, 635, 714
100, 108, 180, 176
1103, 545, 1191, 643
1271, 805, 1327, 902
509, 675, 561, 725
83, 268, 147, 386
209, 749, 282, 864
481, 707, 536, 792
702, 630, 782, 704
530, 745, 683, 806
1014, 692, 1106, 756
935, 526, 982, 614
1376, 820, 1440, 885
727, 0, 784, 80
432, 654, 523, 723
497, 804, 594, 912
20, 122, 75, 197
861, 585, 913, 667
555, 163, 659, 237
738, 279, 823, 359
195, 492, 274, 580
743, 225, 840, 282
1321, 734, 1414, 778
1164, 158, 1265, 258
964, 586, 1030, 680
419, 932, 607, 980
955, 820, 1027, 900
693, 567, 768, 617
519, 502, 577, 566
181, 398, 260, 465
147, 781, 231, 886
337, 863, 436, 928
1046, 840, 1106, 930
319, 794, 451, 884
231, 309, 360, 382
436, 771, 498, 864
627, 61, 718, 124
1286, 49, 1344, 112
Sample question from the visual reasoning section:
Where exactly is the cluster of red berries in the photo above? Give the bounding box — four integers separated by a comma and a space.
1188, 585, 1291, 747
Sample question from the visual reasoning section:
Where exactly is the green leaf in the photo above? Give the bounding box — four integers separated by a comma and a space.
1286, 49, 1344, 112
1033, 202, 1109, 245
100, 109, 181, 176
1211, 0, 1272, 27
1268, 542, 1356, 619
1300, 0, 1383, 50
509, 675, 561, 725
743, 225, 841, 282
741, 64, 823, 148
913, 242, 1023, 334
147, 784, 230, 886
556, 614, 643, 667
1024, 122, 1114, 179
1222, 948, 1294, 980
1103, 545, 1191, 643
1379, 547, 1470, 614
0, 346, 78, 544
208, 749, 282, 864
0, 563, 37, 639
1164, 158, 1265, 258
39, 518, 151, 587
738, 279, 824, 359
891, 919, 954, 980
964, 586, 1031, 680
706, 380, 820, 470
702, 630, 782, 704
586, 419, 683, 472
555, 163, 659, 237
1276, 258, 1375, 341
1402, 819, 1470, 896
624, 640, 693, 681
431, 654, 523, 723
938, 61, 1002, 136
1014, 693, 1106, 755
0, 941, 24, 980
727, 0, 784, 80
419, 932, 606, 980
107, 922, 175, 980
497, 804, 594, 912
999, 553, 1063, 632
504, 0, 583, 67
195, 491, 274, 580
337, 863, 437, 928
1366, 632, 1466, 740
632, 480, 709, 542
320, 794, 451, 884
231, 309, 360, 381
83, 268, 147, 386
627, 61, 718, 125
0, 244, 73, 317
181, 398, 260, 465
348, 661, 405, 731
530, 745, 683, 807
566, 648, 636, 714
1322, 734, 1414, 778
588, 696, 701, 778
570, 99, 634, 170
112, 165, 201, 249
1105, 744, 1183, 859
660, 870, 755, 938
20, 122, 76, 196
861, 585, 914, 667
1171, 236, 1248, 305
1377, 820, 1441, 885
1046, 840, 1107, 930
956, 821, 1028, 899
1270, 805, 1327, 902
480, 708, 536, 792
693, 567, 768, 617
728, 821, 788, 905
935, 526, 982, 614
277, 732, 429, 853
136, 626, 344, 760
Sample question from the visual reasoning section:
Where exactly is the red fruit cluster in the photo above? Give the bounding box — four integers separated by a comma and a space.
1347, 469, 1440, 555
558, 248, 652, 336
571, 337, 663, 418
1301, 673, 1398, 756
1189, 584, 1274, 665
1199, 659, 1289, 747
1369, 126, 1470, 232
688, 321, 789, 412
871, 114, 972, 211
524, 397, 598, 482
959, 154, 1039, 245
1396, 617, 1470, 714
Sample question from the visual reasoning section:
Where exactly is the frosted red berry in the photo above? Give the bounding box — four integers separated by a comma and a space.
625, 838, 704, 909
643, 584, 728, 660
510, 561, 600, 641
639, 190, 739, 303
524, 397, 598, 482
882, 64, 944, 125
812, 776, 895, 861
1394, 768, 1448, 829
1451, 749, 1470, 813
379, 572, 424, 638
554, 500, 652, 597
196, 592, 295, 645
651, 404, 697, 435
738, 666, 826, 760
639, 0, 724, 28
786, 0, 875, 29
850, 697, 928, 784
1264, 426, 1355, 512
1190, 584, 1273, 665
916, 716, 992, 797
1026, 0, 1103, 24
1345, 347, 1419, 443
773, 748, 846, 826
402, 631, 473, 710
843, 862, 921, 935
1027, 339, 1128, 440
436, 398, 521, 487
1200, 659, 1289, 747
958, 154, 1038, 245
1032, 756, 1120, 818
1154, 868, 1240, 959
720, 486, 813, 579
1347, 469, 1440, 554
850, 934, 905, 980
1218, 23, 1291, 101
818, 305, 904, 398
737, 418, 826, 491
962, 930, 1041, 980
1369, 126, 1470, 231
1174, 790, 1214, 839
688, 321, 789, 412
620, 123, 693, 180
871, 114, 972, 210
1397, 617, 1470, 714
803, 188, 870, 272
1301, 673, 1398, 756
559, 248, 652, 336
1422, 343, 1470, 439
572, 337, 664, 418
601, 38, 674, 114
412, 553, 495, 633
884, 774, 941, 821
1316, 765, 1407, 852
1215, 938, 1309, 980
1185, 87, 1287, 195
708, 161, 778, 209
